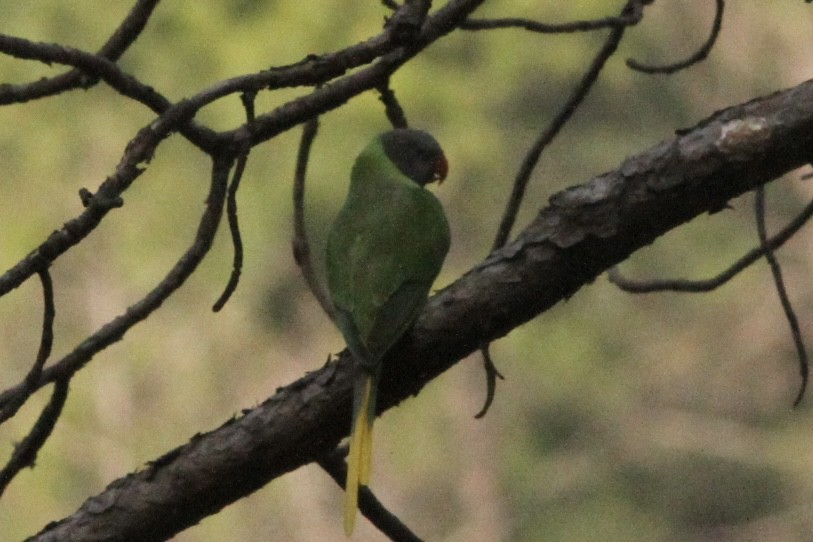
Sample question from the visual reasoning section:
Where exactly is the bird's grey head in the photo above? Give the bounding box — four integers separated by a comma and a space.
379, 129, 448, 186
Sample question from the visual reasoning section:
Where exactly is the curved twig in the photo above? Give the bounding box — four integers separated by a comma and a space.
462, 9, 643, 34
0, 268, 55, 425
491, 0, 644, 250
292, 117, 336, 321
473, 344, 504, 419
627, 0, 724, 74
0, 377, 69, 497
0, 0, 161, 105
608, 192, 813, 293
0, 33, 218, 152
212, 92, 257, 312
755, 187, 808, 405
0, 155, 233, 411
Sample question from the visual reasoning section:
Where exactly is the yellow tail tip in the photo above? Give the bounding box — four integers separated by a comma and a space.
344, 375, 376, 535
344, 503, 357, 536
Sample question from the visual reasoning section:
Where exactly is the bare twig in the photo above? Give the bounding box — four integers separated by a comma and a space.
319, 449, 423, 542
755, 187, 808, 406
0, 268, 55, 424
0, 155, 233, 411
462, 9, 643, 34
608, 192, 813, 293
473, 344, 504, 419
30, 269, 55, 386
213, 92, 256, 312
0, 0, 161, 104
0, 377, 69, 497
378, 81, 409, 128
491, 0, 645, 250
292, 117, 336, 321
627, 0, 724, 74
0, 32, 218, 151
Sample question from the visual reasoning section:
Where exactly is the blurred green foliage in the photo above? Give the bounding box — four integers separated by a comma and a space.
2, 1, 813, 541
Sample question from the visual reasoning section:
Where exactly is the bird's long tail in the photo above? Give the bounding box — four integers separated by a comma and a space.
344, 370, 378, 535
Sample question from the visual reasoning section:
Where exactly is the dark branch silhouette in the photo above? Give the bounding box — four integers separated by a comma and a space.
0, 0, 160, 105
378, 81, 409, 129
755, 187, 809, 406
292, 117, 335, 320
0, 377, 68, 498
462, 5, 646, 34
491, 0, 644, 250
627, 0, 724, 74
608, 186, 813, 293
213, 92, 257, 312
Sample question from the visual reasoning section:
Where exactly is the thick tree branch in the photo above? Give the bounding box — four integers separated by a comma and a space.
27, 78, 813, 542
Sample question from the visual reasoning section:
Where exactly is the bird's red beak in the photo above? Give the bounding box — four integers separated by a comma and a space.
434, 154, 448, 184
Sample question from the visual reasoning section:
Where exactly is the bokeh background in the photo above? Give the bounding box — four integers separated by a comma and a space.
2, 1, 813, 540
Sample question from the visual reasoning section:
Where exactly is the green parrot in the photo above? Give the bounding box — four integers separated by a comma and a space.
326, 128, 451, 535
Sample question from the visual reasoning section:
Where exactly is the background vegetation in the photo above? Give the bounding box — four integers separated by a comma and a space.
2, 1, 813, 540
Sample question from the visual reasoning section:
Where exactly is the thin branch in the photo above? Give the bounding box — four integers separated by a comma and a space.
0, 155, 232, 411
491, 0, 645, 251
319, 449, 423, 542
212, 92, 256, 312
0, 268, 55, 424
0, 0, 161, 104
462, 9, 644, 34
30, 269, 55, 386
378, 81, 409, 128
608, 191, 813, 293
0, 32, 218, 152
0, 377, 70, 497
627, 0, 724, 74
755, 187, 808, 406
473, 344, 504, 419
292, 117, 336, 321
0, 100, 200, 301
0, 0, 431, 153
97, 0, 162, 59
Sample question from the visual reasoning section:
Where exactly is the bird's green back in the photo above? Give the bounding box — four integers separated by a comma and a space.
326, 137, 450, 365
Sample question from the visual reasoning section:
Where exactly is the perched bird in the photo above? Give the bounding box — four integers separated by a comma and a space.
326, 129, 451, 535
